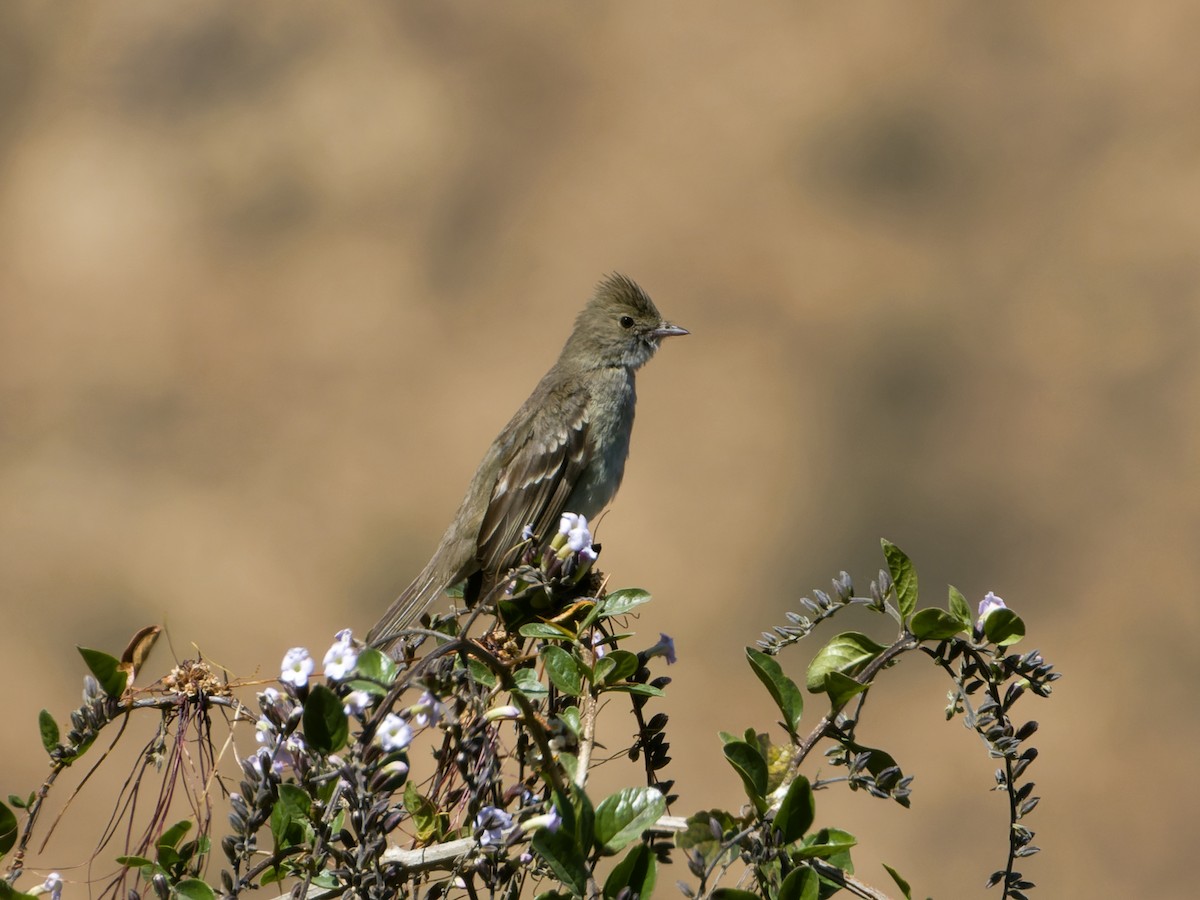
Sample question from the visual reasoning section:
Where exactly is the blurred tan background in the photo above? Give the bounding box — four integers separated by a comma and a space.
1, 2, 1197, 897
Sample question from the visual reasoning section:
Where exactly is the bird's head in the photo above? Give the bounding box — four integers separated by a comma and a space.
565, 273, 688, 370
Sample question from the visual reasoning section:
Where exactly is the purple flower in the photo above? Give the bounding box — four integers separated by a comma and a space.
522, 805, 562, 835
476, 806, 514, 846
41, 873, 62, 900
977, 592, 1007, 628
590, 632, 608, 659
645, 633, 677, 665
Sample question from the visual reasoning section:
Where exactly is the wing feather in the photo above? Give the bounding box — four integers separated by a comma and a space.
477, 391, 591, 575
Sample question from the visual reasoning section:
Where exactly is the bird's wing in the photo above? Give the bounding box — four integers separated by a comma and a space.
476, 388, 591, 576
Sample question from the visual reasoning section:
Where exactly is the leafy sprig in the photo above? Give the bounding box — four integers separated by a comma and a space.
1, 539, 1057, 900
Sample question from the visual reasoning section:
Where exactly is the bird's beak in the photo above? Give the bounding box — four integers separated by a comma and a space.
652, 322, 689, 338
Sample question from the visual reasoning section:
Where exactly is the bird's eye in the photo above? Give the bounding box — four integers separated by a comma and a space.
619, 315, 635, 329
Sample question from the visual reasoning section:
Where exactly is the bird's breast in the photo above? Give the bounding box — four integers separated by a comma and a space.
565, 371, 636, 519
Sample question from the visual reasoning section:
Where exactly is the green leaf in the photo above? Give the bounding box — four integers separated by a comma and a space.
909, 608, 965, 641
854, 743, 899, 780
7, 794, 32, 811
0, 882, 39, 900
773, 776, 815, 844
512, 666, 548, 697
348, 647, 398, 693
179, 835, 210, 870
883, 863, 913, 899
404, 783, 443, 842
596, 588, 652, 620
556, 784, 595, 853
157, 820, 192, 852
712, 891, 759, 900
983, 609, 1025, 646
805, 632, 887, 693
601, 649, 639, 685
309, 872, 339, 890
542, 646, 586, 697
558, 753, 579, 784
521, 622, 578, 640
594, 787, 666, 855
746, 647, 804, 735
559, 706, 581, 737
173, 879, 215, 900
115, 855, 158, 871
603, 841, 657, 900
593, 655, 616, 685
948, 585, 972, 629
0, 800, 17, 857
38, 710, 59, 756
155, 819, 193, 871
777, 866, 819, 900
796, 827, 857, 865
270, 784, 311, 851
260, 864, 289, 886
882, 539, 918, 624
601, 683, 665, 698
532, 827, 590, 897
676, 810, 738, 870
823, 671, 869, 711
78, 647, 127, 697
465, 657, 497, 688
723, 741, 768, 812
302, 684, 349, 753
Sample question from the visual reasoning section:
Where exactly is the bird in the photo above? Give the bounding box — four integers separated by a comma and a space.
366, 273, 687, 647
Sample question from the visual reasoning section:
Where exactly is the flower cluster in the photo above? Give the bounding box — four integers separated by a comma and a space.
540, 512, 600, 582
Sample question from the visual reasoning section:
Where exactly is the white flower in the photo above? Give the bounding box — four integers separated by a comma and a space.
558, 513, 580, 535
476, 806, 514, 846
977, 592, 1007, 627
254, 717, 276, 746
280, 648, 314, 688
566, 515, 592, 552
342, 690, 372, 717
377, 713, 413, 751
413, 691, 444, 728
522, 524, 535, 541
322, 632, 358, 681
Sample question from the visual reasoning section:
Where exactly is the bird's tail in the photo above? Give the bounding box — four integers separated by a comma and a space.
365, 561, 447, 650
